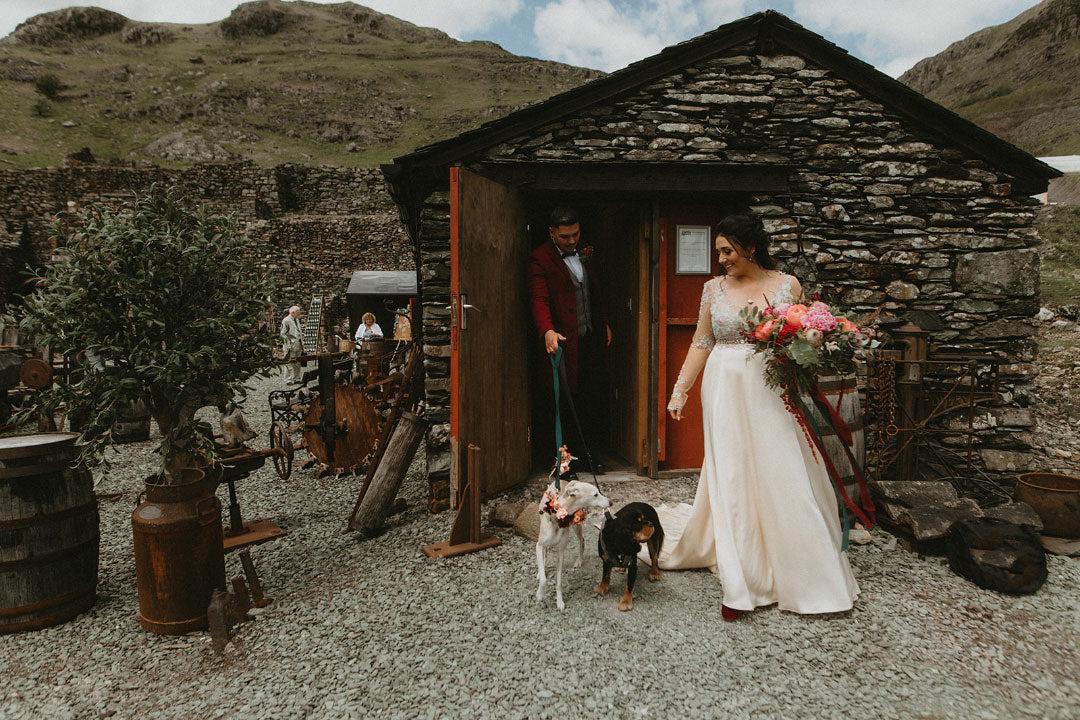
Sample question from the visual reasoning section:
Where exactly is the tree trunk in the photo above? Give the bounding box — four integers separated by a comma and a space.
349, 411, 425, 537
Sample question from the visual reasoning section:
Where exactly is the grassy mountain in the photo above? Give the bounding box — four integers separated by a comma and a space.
900, 0, 1080, 156
0, 0, 602, 169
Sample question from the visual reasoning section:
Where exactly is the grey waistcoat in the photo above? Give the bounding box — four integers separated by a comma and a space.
568, 268, 593, 337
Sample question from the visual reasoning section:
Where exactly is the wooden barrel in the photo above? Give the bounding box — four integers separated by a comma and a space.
0, 433, 99, 633
801, 374, 865, 513
113, 398, 151, 443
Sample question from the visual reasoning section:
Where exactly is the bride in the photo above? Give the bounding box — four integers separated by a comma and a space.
663, 214, 859, 619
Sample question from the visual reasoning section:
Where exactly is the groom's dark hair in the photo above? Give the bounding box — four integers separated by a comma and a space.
549, 206, 579, 228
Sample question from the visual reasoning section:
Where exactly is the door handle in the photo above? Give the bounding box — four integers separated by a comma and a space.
460, 295, 480, 330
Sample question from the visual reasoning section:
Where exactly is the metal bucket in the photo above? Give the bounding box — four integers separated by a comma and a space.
801, 373, 865, 511
132, 468, 226, 634
0, 432, 99, 633
1016, 472, 1080, 538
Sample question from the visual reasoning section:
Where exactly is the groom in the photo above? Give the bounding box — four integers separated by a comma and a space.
527, 206, 612, 476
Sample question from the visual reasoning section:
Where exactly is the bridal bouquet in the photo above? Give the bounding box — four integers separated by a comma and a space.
738, 299, 879, 397
738, 298, 880, 534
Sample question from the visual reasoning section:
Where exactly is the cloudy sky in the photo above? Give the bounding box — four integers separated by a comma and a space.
1, 0, 1044, 77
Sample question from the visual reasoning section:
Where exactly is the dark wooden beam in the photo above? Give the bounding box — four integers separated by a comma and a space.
467, 161, 791, 193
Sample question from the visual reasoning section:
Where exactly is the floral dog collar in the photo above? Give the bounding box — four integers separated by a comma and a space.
540, 489, 586, 528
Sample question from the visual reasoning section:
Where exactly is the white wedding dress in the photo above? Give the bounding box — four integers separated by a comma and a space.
658, 274, 859, 614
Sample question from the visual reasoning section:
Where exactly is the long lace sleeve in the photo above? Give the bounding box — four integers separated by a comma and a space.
667, 281, 716, 413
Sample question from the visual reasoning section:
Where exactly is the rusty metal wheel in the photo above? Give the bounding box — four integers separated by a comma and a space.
19, 358, 52, 389
269, 420, 294, 480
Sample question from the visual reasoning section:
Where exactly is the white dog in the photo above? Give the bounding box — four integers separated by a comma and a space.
535, 480, 611, 611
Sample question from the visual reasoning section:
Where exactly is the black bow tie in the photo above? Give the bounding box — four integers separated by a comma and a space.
560, 249, 578, 258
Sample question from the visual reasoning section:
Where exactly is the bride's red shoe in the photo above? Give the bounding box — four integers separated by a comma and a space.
721, 605, 744, 621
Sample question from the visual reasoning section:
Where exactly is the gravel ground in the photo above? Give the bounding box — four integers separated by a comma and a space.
2, 368, 1078, 720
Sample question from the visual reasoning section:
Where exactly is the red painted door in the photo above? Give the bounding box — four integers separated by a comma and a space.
658, 205, 724, 471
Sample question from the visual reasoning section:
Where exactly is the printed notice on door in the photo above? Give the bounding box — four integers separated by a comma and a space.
676, 225, 711, 274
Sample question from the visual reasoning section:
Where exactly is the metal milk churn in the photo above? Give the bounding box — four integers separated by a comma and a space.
131, 468, 226, 634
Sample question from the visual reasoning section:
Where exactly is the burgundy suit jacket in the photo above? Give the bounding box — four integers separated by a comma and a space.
527, 241, 608, 392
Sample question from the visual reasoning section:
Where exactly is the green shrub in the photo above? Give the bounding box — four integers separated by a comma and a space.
32, 98, 53, 117
34, 72, 65, 100
19, 186, 276, 481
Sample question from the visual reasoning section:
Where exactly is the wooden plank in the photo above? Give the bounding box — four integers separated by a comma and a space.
456, 169, 531, 500
349, 411, 426, 537
636, 211, 651, 474
657, 216, 668, 463
647, 204, 660, 479
347, 343, 423, 527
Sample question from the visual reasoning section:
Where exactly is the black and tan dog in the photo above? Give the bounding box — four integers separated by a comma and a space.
594, 502, 664, 611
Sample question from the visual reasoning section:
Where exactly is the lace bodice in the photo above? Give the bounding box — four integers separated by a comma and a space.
669, 273, 798, 412
699, 274, 797, 345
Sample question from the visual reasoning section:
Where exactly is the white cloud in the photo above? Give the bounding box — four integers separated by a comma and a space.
533, 0, 750, 71
361, 0, 523, 39
790, 0, 1039, 77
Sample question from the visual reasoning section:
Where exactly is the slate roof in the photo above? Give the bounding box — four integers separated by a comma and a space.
386, 10, 1059, 187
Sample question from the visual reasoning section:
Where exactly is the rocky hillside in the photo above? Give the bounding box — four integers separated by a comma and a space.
0, 1, 602, 169
900, 0, 1080, 156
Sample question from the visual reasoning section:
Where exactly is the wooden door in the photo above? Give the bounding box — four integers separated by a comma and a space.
657, 205, 725, 471
450, 167, 531, 502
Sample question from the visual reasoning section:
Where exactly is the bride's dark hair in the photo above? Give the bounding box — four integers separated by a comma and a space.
717, 214, 776, 270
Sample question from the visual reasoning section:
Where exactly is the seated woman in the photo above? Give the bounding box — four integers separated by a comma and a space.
354, 312, 384, 346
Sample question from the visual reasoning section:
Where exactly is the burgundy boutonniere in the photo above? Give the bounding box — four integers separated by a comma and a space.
581, 245, 594, 262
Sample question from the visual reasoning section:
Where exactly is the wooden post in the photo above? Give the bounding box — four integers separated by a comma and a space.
349, 411, 426, 536
421, 444, 502, 558
893, 322, 927, 482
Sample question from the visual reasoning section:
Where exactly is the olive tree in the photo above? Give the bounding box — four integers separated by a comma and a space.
20, 186, 275, 482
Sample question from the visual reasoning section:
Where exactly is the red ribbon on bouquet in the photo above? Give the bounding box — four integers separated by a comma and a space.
811, 383, 852, 448
789, 381, 876, 530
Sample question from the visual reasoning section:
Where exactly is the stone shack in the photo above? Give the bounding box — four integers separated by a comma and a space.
383, 11, 1060, 512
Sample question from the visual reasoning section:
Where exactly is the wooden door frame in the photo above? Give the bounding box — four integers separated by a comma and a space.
647, 202, 661, 479
449, 166, 462, 505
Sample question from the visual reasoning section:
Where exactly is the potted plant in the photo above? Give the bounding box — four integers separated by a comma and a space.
19, 186, 274, 632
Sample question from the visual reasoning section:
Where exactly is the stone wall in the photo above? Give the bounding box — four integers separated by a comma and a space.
0, 161, 411, 320
413, 45, 1042, 508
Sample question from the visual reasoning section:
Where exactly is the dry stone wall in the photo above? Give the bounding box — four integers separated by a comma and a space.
414, 45, 1042, 509
0, 161, 411, 320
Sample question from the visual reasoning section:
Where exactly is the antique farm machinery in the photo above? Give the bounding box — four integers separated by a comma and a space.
269, 339, 420, 475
